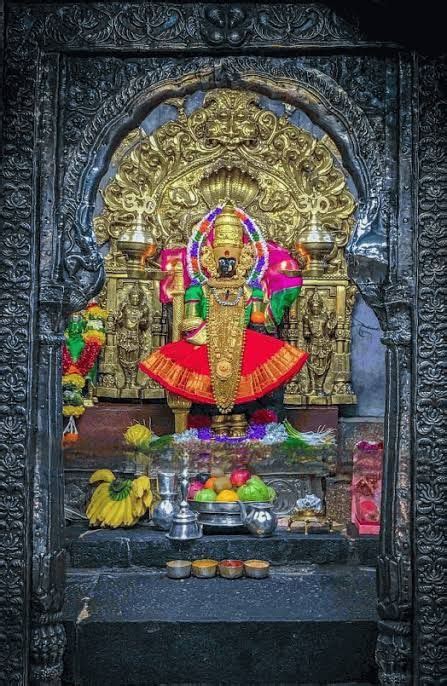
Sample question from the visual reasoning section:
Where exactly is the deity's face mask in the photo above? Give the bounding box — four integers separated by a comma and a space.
218, 255, 237, 277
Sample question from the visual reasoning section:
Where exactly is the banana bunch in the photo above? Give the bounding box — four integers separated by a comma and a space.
86, 469, 153, 528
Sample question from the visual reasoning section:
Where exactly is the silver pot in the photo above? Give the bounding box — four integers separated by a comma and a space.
157, 471, 177, 496
166, 470, 203, 541
239, 501, 278, 537
152, 496, 179, 531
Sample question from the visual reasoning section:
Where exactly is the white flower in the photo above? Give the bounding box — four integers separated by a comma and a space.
173, 429, 199, 443
261, 422, 288, 444
296, 494, 323, 512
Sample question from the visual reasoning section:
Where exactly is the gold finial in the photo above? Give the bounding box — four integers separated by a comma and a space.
213, 203, 244, 250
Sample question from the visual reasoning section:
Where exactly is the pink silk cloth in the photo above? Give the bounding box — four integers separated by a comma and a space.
158, 241, 302, 304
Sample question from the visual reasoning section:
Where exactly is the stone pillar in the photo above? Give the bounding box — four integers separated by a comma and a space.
30, 287, 67, 685
375, 282, 413, 685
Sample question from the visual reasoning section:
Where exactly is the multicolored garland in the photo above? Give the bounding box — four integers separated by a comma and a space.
62, 303, 107, 444
186, 206, 269, 287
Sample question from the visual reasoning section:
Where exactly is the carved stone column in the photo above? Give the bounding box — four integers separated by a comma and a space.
30, 286, 67, 685
375, 281, 414, 685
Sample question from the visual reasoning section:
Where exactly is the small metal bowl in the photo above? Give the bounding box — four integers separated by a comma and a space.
166, 560, 191, 579
244, 559, 270, 579
192, 559, 218, 578
219, 560, 244, 579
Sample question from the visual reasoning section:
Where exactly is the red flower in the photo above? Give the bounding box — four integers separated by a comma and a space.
62, 346, 72, 374
76, 340, 101, 376
249, 409, 278, 425
187, 414, 212, 429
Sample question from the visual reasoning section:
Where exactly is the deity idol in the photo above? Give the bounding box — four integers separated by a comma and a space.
139, 203, 308, 414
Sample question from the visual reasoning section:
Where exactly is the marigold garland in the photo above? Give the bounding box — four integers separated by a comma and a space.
75, 339, 102, 377
85, 304, 108, 320
63, 405, 85, 418
62, 373, 85, 390
63, 432, 79, 444
83, 329, 106, 346
62, 302, 107, 432
62, 415, 80, 445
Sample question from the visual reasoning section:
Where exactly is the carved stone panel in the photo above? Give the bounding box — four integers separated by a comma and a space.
414, 56, 447, 684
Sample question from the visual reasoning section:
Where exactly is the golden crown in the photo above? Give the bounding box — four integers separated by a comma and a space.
213, 203, 244, 249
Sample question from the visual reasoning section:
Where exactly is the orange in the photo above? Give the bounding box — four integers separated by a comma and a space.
204, 477, 217, 491
216, 489, 239, 502
250, 311, 265, 324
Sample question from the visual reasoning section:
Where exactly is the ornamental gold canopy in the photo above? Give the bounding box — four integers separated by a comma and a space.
94, 89, 358, 405
94, 88, 356, 277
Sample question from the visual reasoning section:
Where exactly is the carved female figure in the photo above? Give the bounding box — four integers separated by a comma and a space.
139, 202, 309, 413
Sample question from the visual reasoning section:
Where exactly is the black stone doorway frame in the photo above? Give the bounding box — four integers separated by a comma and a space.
0, 3, 445, 684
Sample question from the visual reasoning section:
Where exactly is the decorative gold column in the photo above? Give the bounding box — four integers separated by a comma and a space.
166, 261, 191, 432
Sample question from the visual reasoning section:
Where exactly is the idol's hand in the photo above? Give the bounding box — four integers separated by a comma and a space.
184, 322, 207, 346
181, 316, 204, 333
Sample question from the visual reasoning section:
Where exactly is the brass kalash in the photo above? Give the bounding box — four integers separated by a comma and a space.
93, 89, 357, 414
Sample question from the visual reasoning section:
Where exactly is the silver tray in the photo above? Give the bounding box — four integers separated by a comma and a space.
188, 500, 270, 528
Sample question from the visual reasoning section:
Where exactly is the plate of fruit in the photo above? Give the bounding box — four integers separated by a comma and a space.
187, 468, 276, 527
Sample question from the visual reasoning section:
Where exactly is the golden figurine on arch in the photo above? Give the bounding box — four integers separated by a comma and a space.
93, 88, 357, 408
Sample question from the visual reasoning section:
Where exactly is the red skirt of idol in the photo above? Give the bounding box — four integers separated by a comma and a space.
139, 329, 308, 405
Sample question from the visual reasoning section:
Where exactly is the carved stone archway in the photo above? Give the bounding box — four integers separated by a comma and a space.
65, 58, 411, 686
0, 4, 445, 685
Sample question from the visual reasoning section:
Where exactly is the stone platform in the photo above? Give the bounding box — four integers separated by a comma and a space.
63, 527, 378, 685
65, 526, 379, 569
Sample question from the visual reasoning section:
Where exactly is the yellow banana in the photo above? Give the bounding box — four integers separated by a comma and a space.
99, 497, 119, 525
123, 497, 133, 526
86, 483, 110, 523
89, 469, 116, 485
132, 475, 150, 498
142, 489, 153, 509
132, 494, 145, 519
116, 499, 128, 527
111, 500, 126, 528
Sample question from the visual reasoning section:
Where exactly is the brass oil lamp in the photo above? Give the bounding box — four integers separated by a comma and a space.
296, 209, 335, 277
117, 209, 158, 279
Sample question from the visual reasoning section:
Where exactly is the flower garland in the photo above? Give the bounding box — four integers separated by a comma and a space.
173, 422, 288, 446
62, 302, 107, 444
186, 206, 269, 287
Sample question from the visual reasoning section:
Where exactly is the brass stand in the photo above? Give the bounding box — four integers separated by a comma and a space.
287, 509, 331, 534
167, 261, 191, 432
211, 413, 248, 438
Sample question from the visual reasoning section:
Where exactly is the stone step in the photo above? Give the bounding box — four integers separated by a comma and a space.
63, 565, 377, 685
65, 525, 378, 569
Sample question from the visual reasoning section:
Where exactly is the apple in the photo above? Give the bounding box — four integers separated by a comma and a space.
187, 480, 204, 500
230, 468, 251, 488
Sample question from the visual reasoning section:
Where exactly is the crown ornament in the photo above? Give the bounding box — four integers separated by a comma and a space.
213, 203, 244, 249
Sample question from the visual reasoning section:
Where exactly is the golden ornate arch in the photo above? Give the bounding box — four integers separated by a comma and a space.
94, 89, 357, 405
